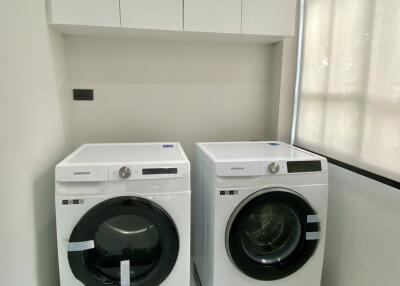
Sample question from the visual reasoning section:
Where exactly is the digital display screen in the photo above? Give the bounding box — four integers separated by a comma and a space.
287, 161, 322, 173
142, 168, 178, 175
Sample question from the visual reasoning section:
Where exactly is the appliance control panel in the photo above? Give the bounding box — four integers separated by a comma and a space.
261, 161, 288, 175
262, 160, 324, 175
216, 159, 327, 177
109, 163, 189, 181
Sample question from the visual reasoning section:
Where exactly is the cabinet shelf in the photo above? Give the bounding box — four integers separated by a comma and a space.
48, 0, 296, 43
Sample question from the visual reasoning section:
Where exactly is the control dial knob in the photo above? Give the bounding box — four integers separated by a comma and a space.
268, 162, 280, 174
119, 167, 131, 179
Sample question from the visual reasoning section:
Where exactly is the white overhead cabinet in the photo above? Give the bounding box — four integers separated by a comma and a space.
184, 0, 242, 34
120, 0, 183, 30
49, 0, 120, 27
48, 0, 297, 40
242, 0, 297, 36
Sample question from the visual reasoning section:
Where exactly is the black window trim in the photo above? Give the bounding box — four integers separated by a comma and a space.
294, 145, 400, 190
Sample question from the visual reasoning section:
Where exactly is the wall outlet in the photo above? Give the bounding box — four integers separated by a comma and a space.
73, 89, 94, 101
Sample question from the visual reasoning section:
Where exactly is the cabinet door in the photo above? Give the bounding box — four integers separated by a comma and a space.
184, 0, 241, 33
50, 0, 120, 27
242, 0, 297, 36
121, 0, 183, 30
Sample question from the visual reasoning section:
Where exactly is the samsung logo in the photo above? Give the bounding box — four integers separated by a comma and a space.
74, 171, 90, 175
231, 167, 245, 171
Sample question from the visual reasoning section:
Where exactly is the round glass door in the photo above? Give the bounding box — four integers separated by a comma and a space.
241, 203, 302, 265
226, 189, 320, 281
68, 197, 179, 286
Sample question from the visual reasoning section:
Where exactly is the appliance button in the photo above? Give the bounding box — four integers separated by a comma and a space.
268, 162, 280, 174
119, 167, 131, 179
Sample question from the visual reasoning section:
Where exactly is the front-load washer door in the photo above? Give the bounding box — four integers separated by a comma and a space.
226, 188, 320, 281
67, 196, 179, 286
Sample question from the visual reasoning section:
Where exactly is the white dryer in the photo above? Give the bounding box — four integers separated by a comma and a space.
55, 143, 191, 286
193, 141, 328, 286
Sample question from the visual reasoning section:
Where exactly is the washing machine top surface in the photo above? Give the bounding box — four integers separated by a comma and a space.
197, 141, 327, 176
198, 141, 316, 161
56, 143, 190, 182
65, 143, 186, 164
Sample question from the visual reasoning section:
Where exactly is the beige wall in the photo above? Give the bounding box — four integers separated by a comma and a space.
273, 0, 300, 144
275, 37, 298, 143
0, 0, 70, 285
65, 36, 280, 160
323, 165, 400, 286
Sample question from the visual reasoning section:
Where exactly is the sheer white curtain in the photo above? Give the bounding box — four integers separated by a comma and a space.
296, 0, 400, 181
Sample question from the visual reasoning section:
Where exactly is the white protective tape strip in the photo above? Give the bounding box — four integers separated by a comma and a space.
307, 215, 320, 223
68, 240, 95, 252
120, 260, 130, 286
306, 232, 321, 241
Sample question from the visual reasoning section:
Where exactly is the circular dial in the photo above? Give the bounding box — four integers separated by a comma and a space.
268, 162, 280, 174
119, 167, 131, 179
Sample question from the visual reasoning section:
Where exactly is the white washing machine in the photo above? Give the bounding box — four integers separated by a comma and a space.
193, 141, 328, 286
55, 143, 191, 286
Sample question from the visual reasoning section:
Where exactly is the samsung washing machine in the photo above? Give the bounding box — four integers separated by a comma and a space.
55, 143, 191, 286
193, 141, 328, 286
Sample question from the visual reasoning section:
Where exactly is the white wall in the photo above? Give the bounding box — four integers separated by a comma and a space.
273, 0, 300, 144
323, 164, 400, 285
0, 0, 69, 285
273, 38, 298, 144
65, 36, 280, 160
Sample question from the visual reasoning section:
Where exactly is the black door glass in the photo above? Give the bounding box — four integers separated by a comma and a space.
86, 214, 161, 281
240, 203, 301, 265
226, 190, 320, 281
68, 197, 179, 286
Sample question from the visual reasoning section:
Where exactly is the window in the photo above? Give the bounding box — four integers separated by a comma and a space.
296, 0, 400, 182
